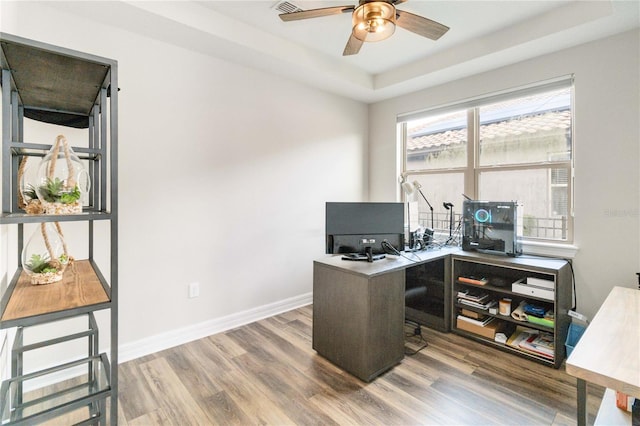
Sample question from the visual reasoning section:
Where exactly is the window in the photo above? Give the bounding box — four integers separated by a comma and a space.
400, 79, 574, 242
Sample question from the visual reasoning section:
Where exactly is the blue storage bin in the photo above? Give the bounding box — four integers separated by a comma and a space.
565, 323, 586, 357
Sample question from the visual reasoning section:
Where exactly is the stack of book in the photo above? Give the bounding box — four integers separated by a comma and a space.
457, 289, 497, 311
457, 313, 494, 327
506, 326, 554, 360
456, 309, 501, 339
456, 290, 502, 339
458, 276, 489, 286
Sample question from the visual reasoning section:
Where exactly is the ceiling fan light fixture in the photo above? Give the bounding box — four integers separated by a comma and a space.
352, 1, 396, 42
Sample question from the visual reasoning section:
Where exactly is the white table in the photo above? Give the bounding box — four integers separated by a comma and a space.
566, 286, 640, 425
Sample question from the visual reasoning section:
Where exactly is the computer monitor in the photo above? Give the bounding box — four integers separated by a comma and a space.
325, 202, 404, 256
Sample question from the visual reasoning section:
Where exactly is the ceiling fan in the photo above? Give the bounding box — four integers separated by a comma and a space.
279, 0, 449, 56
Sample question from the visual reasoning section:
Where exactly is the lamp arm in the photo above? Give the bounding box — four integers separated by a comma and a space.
417, 188, 434, 210
417, 188, 435, 229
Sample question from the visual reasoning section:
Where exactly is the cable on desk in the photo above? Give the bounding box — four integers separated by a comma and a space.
444, 217, 463, 246
381, 240, 397, 254
382, 240, 421, 263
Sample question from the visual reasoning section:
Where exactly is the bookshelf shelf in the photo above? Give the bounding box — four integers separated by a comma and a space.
454, 327, 558, 365
0, 211, 112, 224
454, 302, 554, 333
454, 279, 558, 304
1, 260, 110, 328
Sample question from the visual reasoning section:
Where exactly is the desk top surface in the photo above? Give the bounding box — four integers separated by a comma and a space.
314, 247, 568, 277
566, 286, 640, 398
314, 246, 460, 277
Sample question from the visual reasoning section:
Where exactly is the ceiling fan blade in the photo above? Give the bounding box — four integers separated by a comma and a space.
395, 9, 449, 40
343, 33, 364, 56
279, 5, 354, 22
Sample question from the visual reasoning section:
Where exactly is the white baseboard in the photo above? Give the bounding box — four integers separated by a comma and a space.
118, 292, 313, 363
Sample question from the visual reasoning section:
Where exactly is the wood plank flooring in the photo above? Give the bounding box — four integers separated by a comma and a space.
114, 305, 603, 425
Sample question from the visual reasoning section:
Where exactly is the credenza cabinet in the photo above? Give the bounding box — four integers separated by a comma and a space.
451, 252, 572, 368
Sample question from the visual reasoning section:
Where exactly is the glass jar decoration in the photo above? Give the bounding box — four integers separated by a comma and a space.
21, 222, 72, 285
34, 135, 90, 215
18, 156, 44, 214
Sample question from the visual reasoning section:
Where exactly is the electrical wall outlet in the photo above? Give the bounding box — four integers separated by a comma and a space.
188, 282, 200, 298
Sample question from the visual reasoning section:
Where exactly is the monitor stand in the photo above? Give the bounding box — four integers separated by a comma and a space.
341, 253, 386, 262
341, 247, 386, 262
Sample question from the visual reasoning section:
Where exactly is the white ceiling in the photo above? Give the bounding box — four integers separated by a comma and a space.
50, 0, 639, 103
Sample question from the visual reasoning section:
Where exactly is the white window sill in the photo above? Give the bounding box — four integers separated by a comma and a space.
522, 241, 578, 259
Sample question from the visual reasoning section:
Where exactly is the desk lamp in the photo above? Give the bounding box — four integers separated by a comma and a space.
401, 180, 434, 229
402, 180, 436, 250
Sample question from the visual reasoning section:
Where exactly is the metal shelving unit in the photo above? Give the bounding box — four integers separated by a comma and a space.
0, 33, 118, 425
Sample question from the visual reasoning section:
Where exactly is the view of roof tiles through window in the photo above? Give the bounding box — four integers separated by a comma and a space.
407, 88, 571, 152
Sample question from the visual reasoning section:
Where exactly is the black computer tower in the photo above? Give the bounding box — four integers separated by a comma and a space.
462, 201, 522, 256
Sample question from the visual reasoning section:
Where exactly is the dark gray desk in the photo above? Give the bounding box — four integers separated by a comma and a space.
312, 247, 459, 382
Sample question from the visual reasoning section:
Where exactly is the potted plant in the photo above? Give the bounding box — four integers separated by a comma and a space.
31, 135, 90, 215
35, 177, 82, 215
18, 136, 89, 215
24, 252, 70, 285
21, 222, 72, 285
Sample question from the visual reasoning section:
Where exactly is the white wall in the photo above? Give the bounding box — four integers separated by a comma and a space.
369, 29, 640, 320
0, 1, 368, 370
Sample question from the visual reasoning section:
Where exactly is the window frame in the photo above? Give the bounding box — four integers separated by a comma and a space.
400, 77, 575, 244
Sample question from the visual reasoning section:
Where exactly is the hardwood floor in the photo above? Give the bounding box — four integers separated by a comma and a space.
114, 305, 603, 425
